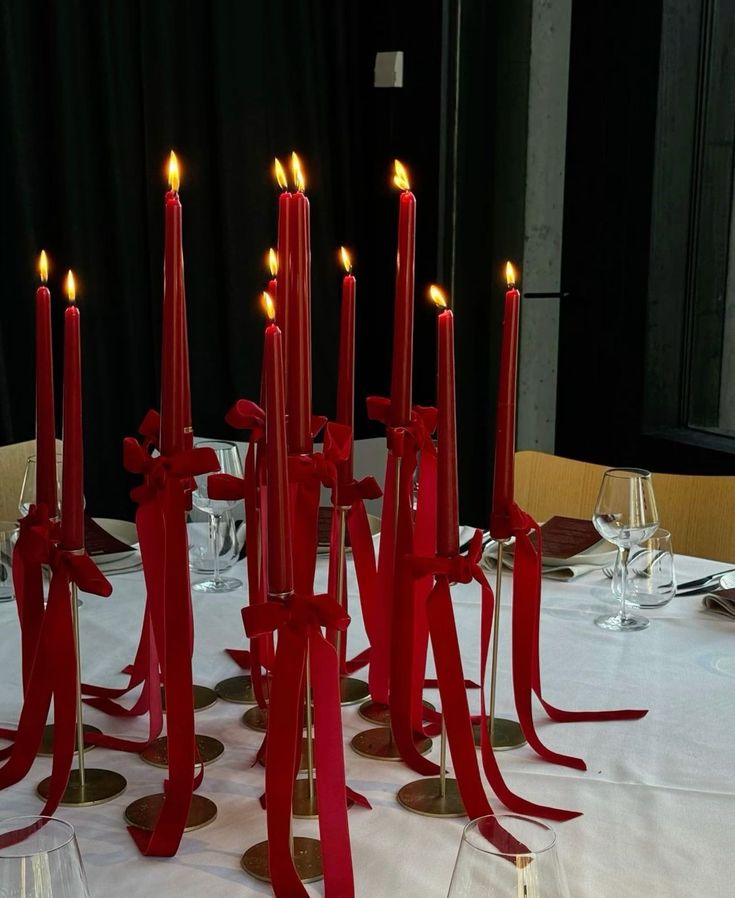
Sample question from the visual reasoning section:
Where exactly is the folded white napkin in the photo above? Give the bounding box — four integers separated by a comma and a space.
481, 541, 616, 582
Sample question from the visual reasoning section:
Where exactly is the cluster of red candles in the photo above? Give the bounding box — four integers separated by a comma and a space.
31, 152, 520, 579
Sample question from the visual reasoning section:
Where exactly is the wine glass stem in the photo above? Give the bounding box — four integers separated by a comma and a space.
618, 546, 630, 622
209, 513, 221, 586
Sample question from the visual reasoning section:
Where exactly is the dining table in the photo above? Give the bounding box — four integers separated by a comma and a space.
0, 526, 732, 897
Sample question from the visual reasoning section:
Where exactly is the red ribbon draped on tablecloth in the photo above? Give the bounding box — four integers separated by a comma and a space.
409, 530, 581, 821
508, 503, 648, 770
244, 592, 354, 898
0, 534, 111, 820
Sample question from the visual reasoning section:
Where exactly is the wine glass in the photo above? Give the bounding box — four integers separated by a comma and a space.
447, 814, 571, 897
191, 440, 243, 593
627, 527, 677, 608
0, 816, 91, 898
188, 510, 241, 573
18, 453, 63, 517
592, 467, 659, 631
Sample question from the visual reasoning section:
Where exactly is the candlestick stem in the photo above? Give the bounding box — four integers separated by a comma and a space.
439, 716, 447, 799
488, 541, 505, 742
71, 582, 86, 787
305, 643, 315, 801
334, 506, 349, 664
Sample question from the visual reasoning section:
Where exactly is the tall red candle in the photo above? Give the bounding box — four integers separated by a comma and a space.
336, 247, 356, 485
61, 271, 84, 550
490, 262, 521, 540
160, 150, 185, 456
432, 286, 459, 557
35, 251, 57, 518
275, 159, 291, 335
390, 160, 416, 427
262, 292, 293, 596
286, 152, 312, 454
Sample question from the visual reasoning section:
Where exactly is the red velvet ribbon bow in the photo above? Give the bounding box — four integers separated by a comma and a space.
225, 398, 265, 439
407, 532, 581, 822
507, 502, 647, 772
243, 592, 354, 898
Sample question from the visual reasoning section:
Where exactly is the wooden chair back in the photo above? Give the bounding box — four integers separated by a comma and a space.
0, 439, 62, 524
515, 450, 735, 562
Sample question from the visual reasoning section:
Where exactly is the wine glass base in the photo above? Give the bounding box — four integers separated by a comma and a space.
192, 576, 243, 593
595, 612, 650, 631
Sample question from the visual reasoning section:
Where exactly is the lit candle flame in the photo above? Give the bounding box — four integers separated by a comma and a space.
39, 250, 48, 284
429, 284, 448, 310
66, 270, 76, 303
340, 246, 352, 274
291, 152, 305, 192
274, 157, 288, 191
393, 159, 411, 191
268, 247, 278, 277
261, 290, 275, 322
505, 261, 517, 288
168, 151, 180, 192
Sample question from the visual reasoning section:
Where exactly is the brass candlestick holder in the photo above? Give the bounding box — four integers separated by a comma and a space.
139, 733, 225, 768
37, 579, 127, 806
161, 683, 218, 712
473, 540, 526, 751
334, 504, 369, 706
397, 718, 465, 817
215, 674, 256, 704
291, 645, 317, 819
125, 793, 218, 832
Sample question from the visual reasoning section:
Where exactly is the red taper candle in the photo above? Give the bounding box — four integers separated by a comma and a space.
286, 152, 312, 454
490, 262, 521, 540
431, 286, 459, 556
336, 247, 356, 485
35, 251, 57, 518
160, 150, 185, 456
275, 159, 291, 334
61, 271, 84, 550
262, 292, 293, 596
390, 160, 416, 427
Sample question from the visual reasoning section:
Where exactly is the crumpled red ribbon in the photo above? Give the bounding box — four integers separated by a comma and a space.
0, 540, 111, 822
508, 502, 648, 770
244, 592, 354, 898
409, 530, 581, 821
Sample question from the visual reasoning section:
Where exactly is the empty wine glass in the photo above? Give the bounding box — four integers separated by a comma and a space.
592, 467, 659, 631
0, 816, 91, 898
19, 453, 63, 517
627, 528, 677, 608
447, 814, 571, 898
192, 440, 243, 593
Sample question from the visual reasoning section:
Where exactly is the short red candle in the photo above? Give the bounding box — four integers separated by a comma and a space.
160, 151, 185, 456
336, 247, 356, 485
35, 251, 57, 518
262, 293, 293, 596
432, 287, 459, 556
61, 271, 84, 550
286, 153, 312, 454
490, 262, 521, 540
390, 161, 416, 427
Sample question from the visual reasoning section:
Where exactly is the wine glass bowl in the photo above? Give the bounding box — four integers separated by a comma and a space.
18, 453, 63, 518
191, 440, 243, 594
592, 467, 659, 631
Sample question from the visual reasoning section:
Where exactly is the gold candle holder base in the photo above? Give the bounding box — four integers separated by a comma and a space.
139, 734, 224, 768
472, 717, 527, 751
242, 706, 268, 732
397, 776, 466, 818
37, 723, 101, 758
125, 793, 217, 832
350, 726, 432, 761
161, 684, 218, 713
38, 768, 127, 806
339, 676, 370, 705
358, 699, 436, 725
291, 777, 355, 819
241, 837, 323, 884
215, 675, 255, 704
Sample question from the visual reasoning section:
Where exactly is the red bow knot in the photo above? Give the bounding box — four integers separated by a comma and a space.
288, 422, 352, 491
225, 399, 265, 440
244, 592, 349, 641
123, 440, 219, 504
407, 529, 488, 586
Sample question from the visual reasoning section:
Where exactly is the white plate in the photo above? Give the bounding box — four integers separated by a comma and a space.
90, 518, 138, 564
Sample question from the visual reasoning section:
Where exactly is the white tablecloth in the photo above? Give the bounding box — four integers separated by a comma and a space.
1, 549, 733, 897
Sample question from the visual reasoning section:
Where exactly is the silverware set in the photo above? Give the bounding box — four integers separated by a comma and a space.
602, 565, 735, 595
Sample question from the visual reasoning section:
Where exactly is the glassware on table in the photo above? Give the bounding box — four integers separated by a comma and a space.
18, 453, 63, 517
0, 816, 91, 898
593, 467, 659, 631
626, 527, 676, 608
0, 522, 18, 603
191, 440, 243, 593
188, 510, 241, 574
447, 814, 571, 898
